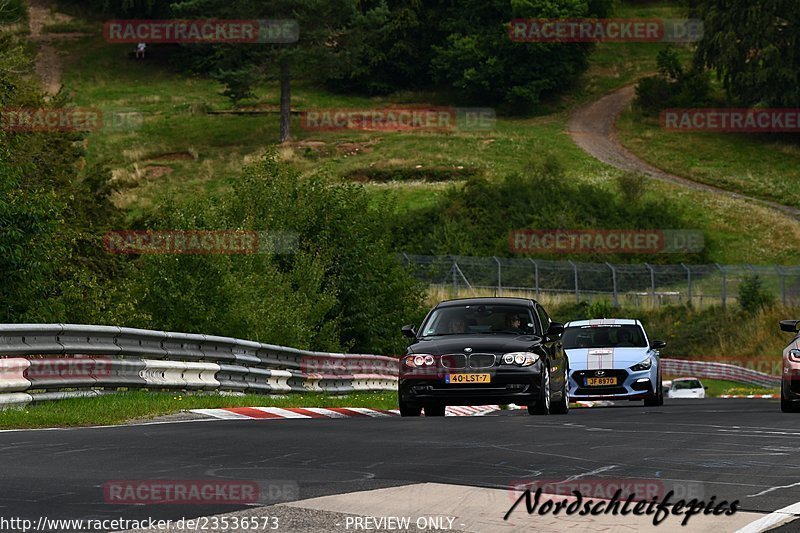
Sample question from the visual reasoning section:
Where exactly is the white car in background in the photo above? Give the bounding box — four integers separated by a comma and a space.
667, 377, 707, 399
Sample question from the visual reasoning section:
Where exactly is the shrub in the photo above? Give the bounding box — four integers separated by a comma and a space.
635, 46, 712, 115
738, 275, 775, 314
122, 153, 425, 354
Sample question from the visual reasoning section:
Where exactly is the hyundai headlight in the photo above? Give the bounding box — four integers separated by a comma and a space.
788, 349, 800, 363
630, 357, 652, 372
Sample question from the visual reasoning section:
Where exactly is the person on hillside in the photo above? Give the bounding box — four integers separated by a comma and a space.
135, 42, 146, 59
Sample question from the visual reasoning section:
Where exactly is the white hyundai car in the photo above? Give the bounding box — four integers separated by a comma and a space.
562, 319, 665, 406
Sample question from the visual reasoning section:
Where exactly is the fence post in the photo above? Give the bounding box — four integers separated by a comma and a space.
451, 258, 458, 296
494, 256, 502, 296
606, 263, 618, 307
681, 263, 692, 305
568, 260, 579, 303
716, 263, 726, 308
529, 258, 539, 300
645, 263, 656, 306
776, 265, 786, 306
402, 252, 410, 266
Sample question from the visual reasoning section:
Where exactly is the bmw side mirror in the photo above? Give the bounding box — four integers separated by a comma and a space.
780, 320, 800, 333
651, 340, 666, 350
401, 324, 417, 338
546, 322, 564, 337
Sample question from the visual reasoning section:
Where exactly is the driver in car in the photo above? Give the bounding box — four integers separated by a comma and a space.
616, 328, 635, 347
505, 314, 524, 333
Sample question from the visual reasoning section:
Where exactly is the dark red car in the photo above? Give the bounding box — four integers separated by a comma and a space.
779, 320, 800, 412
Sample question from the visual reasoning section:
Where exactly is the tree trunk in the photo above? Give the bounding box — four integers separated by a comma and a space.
279, 58, 291, 143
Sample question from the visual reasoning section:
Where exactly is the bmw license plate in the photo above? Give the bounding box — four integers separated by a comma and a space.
586, 377, 617, 386
446, 373, 490, 384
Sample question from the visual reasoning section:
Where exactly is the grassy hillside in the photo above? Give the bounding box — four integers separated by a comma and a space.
47, 27, 800, 264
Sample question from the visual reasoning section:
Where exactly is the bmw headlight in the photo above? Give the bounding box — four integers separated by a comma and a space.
404, 354, 435, 368
630, 357, 652, 372
788, 349, 800, 363
502, 352, 539, 367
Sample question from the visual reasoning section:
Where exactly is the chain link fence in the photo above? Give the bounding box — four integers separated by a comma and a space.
400, 254, 800, 308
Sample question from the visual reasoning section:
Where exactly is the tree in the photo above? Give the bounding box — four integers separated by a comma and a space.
0, 34, 128, 323
324, 0, 614, 112
171, 0, 390, 142
693, 0, 800, 106
430, 0, 612, 112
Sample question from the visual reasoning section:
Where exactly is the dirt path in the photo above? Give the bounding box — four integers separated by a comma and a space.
27, 0, 86, 96
567, 84, 800, 219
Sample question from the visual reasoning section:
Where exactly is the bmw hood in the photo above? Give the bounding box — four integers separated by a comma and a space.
565, 347, 652, 371
408, 335, 542, 355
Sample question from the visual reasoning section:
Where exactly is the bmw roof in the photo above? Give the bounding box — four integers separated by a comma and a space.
435, 297, 536, 307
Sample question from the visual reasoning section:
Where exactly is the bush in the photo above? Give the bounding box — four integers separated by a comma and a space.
635, 46, 711, 115
738, 275, 775, 314
587, 300, 615, 320
121, 154, 425, 354
392, 157, 705, 264
616, 172, 647, 204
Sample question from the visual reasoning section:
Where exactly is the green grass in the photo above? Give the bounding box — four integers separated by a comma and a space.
617, 109, 800, 209
664, 378, 778, 398
0, 391, 398, 429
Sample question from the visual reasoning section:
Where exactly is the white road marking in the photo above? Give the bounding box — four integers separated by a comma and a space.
748, 481, 800, 498
736, 501, 800, 532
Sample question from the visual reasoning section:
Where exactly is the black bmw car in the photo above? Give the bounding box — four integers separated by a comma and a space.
399, 297, 569, 416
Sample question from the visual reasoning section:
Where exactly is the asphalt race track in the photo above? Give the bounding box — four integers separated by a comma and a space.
1, 399, 798, 532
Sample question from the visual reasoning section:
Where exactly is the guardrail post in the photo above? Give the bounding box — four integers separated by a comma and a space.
568, 260, 579, 303
776, 266, 786, 306
681, 263, 691, 305
529, 258, 539, 299
493, 256, 502, 296
716, 263, 726, 308
606, 262, 618, 307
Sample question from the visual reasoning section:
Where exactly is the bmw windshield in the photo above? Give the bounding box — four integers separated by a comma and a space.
420, 305, 538, 336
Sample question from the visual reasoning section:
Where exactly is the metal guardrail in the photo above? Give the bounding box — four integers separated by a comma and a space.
0, 324, 399, 408
661, 359, 780, 388
0, 326, 779, 409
